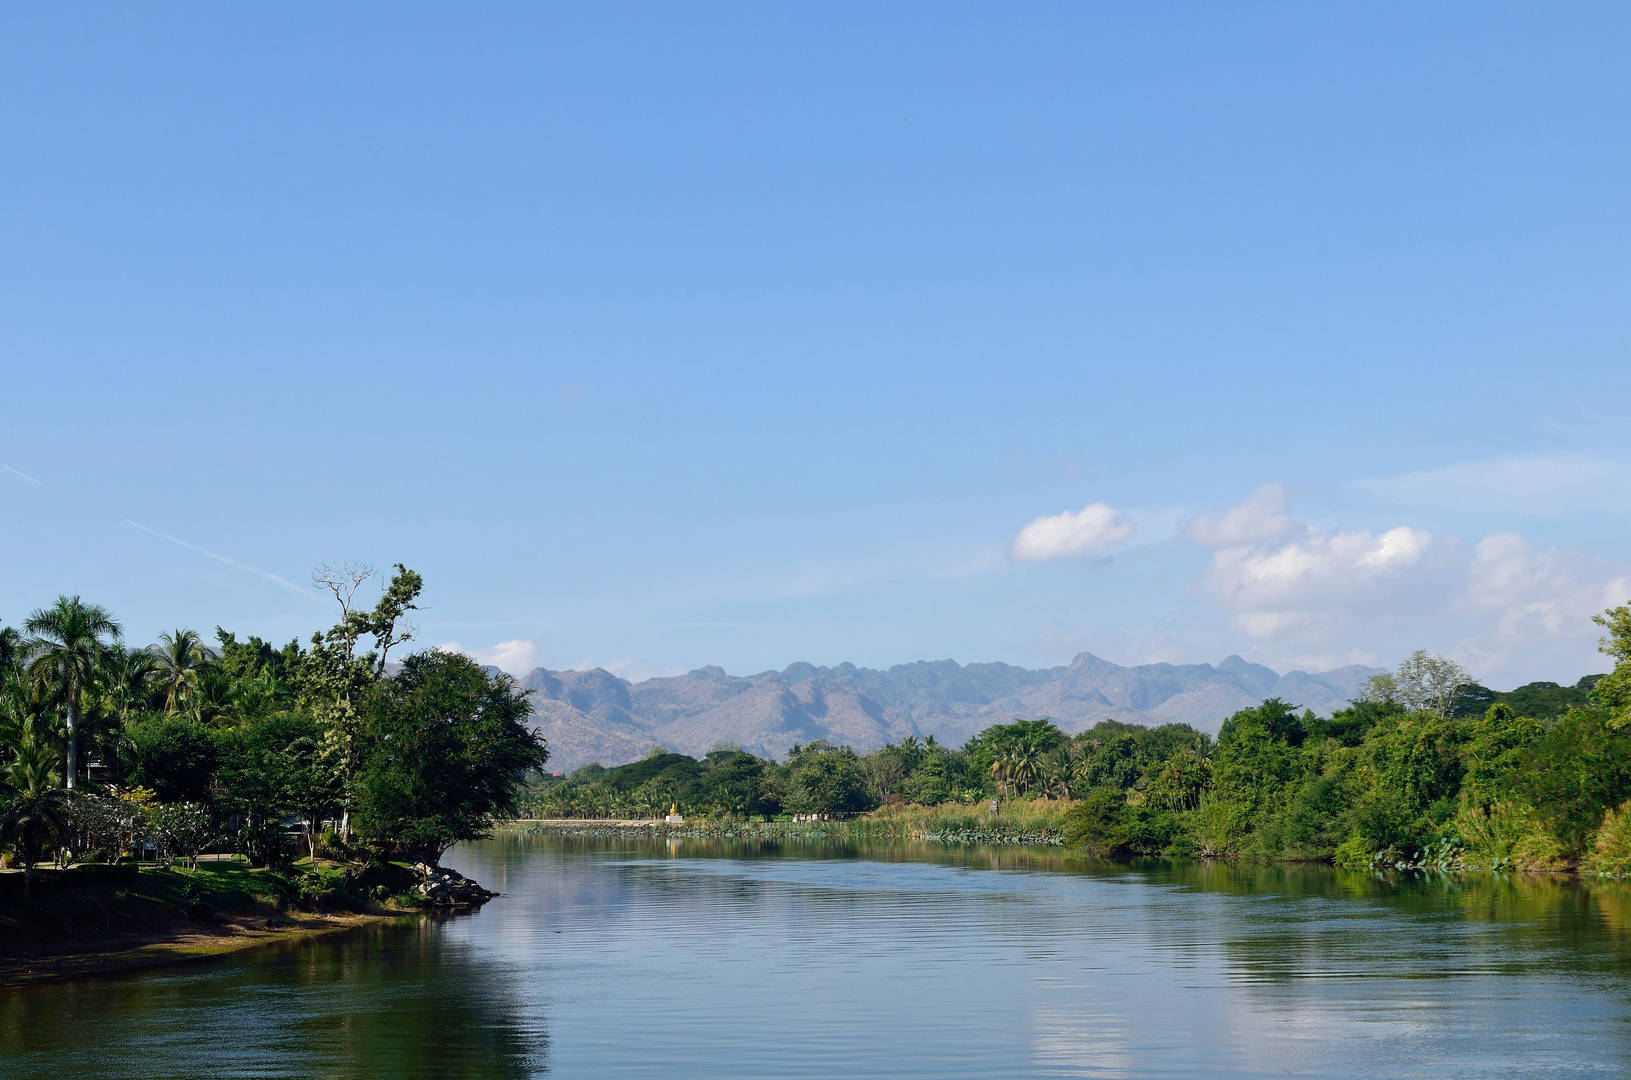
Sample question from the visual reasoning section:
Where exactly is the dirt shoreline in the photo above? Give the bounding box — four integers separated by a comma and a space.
0, 909, 409, 988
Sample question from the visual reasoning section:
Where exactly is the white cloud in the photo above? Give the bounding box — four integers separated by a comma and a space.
439, 640, 680, 683
1202, 524, 1433, 638
1355, 453, 1631, 516
438, 638, 547, 676
1183, 483, 1294, 547
1011, 502, 1135, 562
1184, 484, 1631, 685
1453, 533, 1631, 671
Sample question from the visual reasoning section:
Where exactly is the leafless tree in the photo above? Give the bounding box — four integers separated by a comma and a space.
312, 562, 377, 622
1360, 650, 1470, 719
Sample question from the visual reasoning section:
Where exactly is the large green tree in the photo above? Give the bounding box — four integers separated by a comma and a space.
1593, 602, 1631, 722
129, 715, 219, 803
301, 563, 424, 836
354, 650, 546, 862
783, 740, 869, 816
1205, 698, 1316, 854
23, 596, 122, 788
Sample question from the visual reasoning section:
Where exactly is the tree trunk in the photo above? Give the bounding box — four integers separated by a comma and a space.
64, 698, 78, 789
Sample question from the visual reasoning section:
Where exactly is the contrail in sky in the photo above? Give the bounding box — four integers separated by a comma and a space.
124, 520, 313, 599
4, 465, 42, 484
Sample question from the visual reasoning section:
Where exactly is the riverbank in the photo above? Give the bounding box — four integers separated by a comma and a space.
509, 799, 1072, 846
0, 909, 402, 987
504, 804, 1623, 875
0, 861, 412, 987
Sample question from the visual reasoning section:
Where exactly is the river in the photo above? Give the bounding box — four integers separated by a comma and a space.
4, 833, 1631, 1078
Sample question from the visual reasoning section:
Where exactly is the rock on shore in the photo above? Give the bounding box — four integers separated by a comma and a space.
412, 863, 495, 907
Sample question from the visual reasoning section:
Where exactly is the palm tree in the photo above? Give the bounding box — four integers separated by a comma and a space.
223, 668, 279, 725
990, 738, 1045, 799
0, 624, 21, 673
92, 642, 162, 786
106, 644, 161, 718
0, 733, 69, 898
1007, 740, 1043, 795
190, 667, 237, 725
1040, 749, 1072, 800
150, 628, 208, 715
989, 753, 1012, 799
105, 645, 160, 740
1, 671, 57, 765
23, 596, 122, 789
100, 645, 160, 783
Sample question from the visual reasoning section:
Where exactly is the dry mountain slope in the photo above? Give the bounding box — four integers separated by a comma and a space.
520, 653, 1379, 772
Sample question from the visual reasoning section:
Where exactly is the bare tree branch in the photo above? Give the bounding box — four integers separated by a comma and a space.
311, 562, 377, 621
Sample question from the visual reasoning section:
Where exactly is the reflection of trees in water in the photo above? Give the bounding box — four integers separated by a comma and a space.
477, 832, 1631, 965
296, 918, 547, 1078
1169, 869, 1631, 1073
1179, 865, 1631, 987
0, 919, 547, 1079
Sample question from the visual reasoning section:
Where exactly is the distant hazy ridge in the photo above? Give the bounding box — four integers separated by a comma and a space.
519, 653, 1380, 773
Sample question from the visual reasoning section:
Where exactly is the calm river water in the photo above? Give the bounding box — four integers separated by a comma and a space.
5, 834, 1631, 1078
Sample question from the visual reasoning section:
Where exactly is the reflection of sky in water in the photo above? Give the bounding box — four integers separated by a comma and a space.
4, 840, 1631, 1079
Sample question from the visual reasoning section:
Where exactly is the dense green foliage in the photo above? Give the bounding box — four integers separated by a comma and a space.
355, 650, 548, 860
11, 572, 1631, 883
528, 604, 1631, 876
0, 567, 548, 886
1053, 613, 1631, 871
1450, 675, 1603, 721
521, 718, 1213, 822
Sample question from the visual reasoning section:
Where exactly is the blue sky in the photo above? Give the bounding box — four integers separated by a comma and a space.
4, 4, 1630, 689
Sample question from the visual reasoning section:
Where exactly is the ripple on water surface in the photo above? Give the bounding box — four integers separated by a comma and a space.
4, 836, 1631, 1079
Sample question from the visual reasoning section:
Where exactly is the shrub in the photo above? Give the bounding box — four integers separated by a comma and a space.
1333, 834, 1373, 867
1188, 795, 1246, 857
1062, 788, 1131, 857
236, 818, 294, 870
1455, 800, 1566, 871
1587, 799, 1631, 877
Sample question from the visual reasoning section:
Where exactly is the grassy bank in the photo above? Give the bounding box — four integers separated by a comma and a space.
0, 860, 414, 987
512, 798, 1074, 845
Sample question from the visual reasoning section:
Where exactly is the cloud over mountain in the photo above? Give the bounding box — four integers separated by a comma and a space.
1182, 484, 1631, 681
1200, 524, 1433, 639
1011, 502, 1135, 562
1457, 533, 1631, 671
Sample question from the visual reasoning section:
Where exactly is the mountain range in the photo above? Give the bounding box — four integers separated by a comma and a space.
518, 653, 1381, 773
